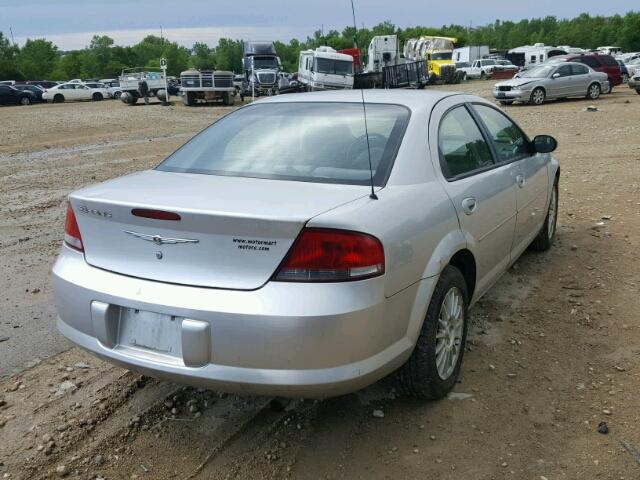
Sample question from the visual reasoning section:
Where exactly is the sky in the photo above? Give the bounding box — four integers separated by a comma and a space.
2, 0, 638, 50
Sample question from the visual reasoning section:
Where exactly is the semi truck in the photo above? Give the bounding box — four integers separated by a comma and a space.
179, 70, 236, 106
298, 47, 354, 91
242, 41, 281, 96
404, 36, 463, 84
366, 35, 399, 73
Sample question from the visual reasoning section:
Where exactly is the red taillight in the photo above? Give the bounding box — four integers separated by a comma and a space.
64, 204, 83, 251
274, 228, 384, 282
132, 208, 181, 221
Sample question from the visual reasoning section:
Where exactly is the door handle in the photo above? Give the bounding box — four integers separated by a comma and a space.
516, 175, 526, 188
461, 197, 477, 215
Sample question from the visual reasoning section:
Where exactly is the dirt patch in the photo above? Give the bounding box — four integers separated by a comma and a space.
1, 86, 639, 479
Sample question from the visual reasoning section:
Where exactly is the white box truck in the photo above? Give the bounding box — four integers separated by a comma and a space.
298, 47, 354, 91
453, 46, 490, 64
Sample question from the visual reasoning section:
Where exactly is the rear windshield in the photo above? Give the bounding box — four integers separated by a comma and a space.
157, 102, 410, 186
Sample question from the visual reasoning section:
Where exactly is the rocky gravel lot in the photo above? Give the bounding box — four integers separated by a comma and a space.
1, 84, 639, 479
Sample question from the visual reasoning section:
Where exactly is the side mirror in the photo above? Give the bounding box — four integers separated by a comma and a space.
533, 135, 558, 154
552, 72, 561, 79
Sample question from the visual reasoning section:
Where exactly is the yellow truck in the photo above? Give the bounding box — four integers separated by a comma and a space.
404, 36, 462, 84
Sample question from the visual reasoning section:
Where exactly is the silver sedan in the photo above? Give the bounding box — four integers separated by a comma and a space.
493, 62, 610, 105
53, 90, 560, 399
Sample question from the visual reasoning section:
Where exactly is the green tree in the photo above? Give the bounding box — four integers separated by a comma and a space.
17, 38, 58, 79
0, 32, 21, 80
213, 38, 243, 72
190, 42, 216, 70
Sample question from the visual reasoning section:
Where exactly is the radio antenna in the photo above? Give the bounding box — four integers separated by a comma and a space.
350, 0, 377, 200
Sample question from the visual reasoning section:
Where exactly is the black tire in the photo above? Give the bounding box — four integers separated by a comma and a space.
222, 91, 234, 106
92, 92, 103, 101
499, 100, 514, 106
19, 96, 31, 106
531, 180, 558, 251
622, 73, 629, 83
53, 94, 64, 103
182, 91, 194, 106
113, 91, 122, 99
636, 89, 640, 95
587, 82, 601, 100
396, 266, 469, 400
480, 71, 486, 80
530, 87, 546, 105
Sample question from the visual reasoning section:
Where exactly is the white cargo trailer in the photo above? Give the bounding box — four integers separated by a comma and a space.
453, 46, 489, 64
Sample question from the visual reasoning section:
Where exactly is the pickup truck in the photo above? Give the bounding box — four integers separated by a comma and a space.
465, 59, 498, 79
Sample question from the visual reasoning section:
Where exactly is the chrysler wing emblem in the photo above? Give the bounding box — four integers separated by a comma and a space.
124, 231, 199, 245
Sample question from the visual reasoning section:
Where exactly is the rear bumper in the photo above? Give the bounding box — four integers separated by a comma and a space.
629, 79, 640, 89
53, 245, 434, 397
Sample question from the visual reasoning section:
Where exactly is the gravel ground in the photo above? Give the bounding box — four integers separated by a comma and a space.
1, 84, 639, 479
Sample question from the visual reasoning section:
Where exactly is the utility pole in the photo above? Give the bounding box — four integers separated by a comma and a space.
9, 27, 15, 44
160, 25, 164, 42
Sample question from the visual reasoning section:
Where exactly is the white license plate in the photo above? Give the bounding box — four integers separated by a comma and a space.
497, 92, 506, 98
118, 308, 182, 357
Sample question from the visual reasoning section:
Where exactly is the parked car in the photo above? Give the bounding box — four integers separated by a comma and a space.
494, 62, 609, 105
544, 53, 622, 90
0, 84, 37, 105
494, 59, 519, 72
25, 80, 59, 89
617, 60, 629, 83
466, 59, 498, 79
625, 58, 640, 78
101, 80, 123, 99
53, 90, 560, 399
629, 72, 640, 95
14, 84, 45, 102
43, 82, 108, 102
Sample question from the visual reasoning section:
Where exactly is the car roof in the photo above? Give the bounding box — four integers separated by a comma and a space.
256, 89, 462, 112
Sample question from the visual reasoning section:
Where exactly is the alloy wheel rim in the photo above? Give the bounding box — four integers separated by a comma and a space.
533, 90, 544, 104
435, 287, 464, 380
590, 85, 599, 98
548, 187, 557, 239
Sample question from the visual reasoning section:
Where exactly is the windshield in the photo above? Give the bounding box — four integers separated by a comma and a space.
252, 56, 278, 69
521, 66, 555, 78
157, 102, 410, 186
431, 52, 452, 61
314, 58, 354, 75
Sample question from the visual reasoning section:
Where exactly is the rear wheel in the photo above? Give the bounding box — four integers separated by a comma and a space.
530, 87, 546, 105
396, 266, 469, 400
480, 71, 486, 80
531, 180, 558, 251
53, 94, 64, 103
92, 92, 103, 101
113, 91, 122, 99
222, 91, 234, 106
587, 82, 601, 100
182, 91, 194, 106
19, 96, 31, 106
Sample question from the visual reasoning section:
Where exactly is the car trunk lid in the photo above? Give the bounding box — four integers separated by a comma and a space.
70, 170, 369, 290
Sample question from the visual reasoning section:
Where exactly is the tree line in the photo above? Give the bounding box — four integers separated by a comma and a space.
1, 11, 639, 81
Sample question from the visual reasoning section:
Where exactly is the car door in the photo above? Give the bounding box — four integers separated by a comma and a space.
549, 64, 573, 98
570, 63, 591, 95
0, 85, 12, 105
430, 97, 518, 299
471, 103, 549, 260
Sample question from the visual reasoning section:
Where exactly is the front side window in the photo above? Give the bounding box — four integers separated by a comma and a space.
556, 65, 573, 77
473, 105, 531, 163
438, 106, 494, 179
158, 102, 410, 186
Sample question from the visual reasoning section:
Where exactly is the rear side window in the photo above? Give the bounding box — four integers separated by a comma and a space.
581, 57, 600, 68
473, 105, 531, 163
571, 64, 589, 75
157, 102, 410, 186
600, 55, 618, 67
438, 106, 494, 179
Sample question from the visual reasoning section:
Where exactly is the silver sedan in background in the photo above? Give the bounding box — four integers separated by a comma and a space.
53, 91, 560, 399
493, 62, 609, 105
